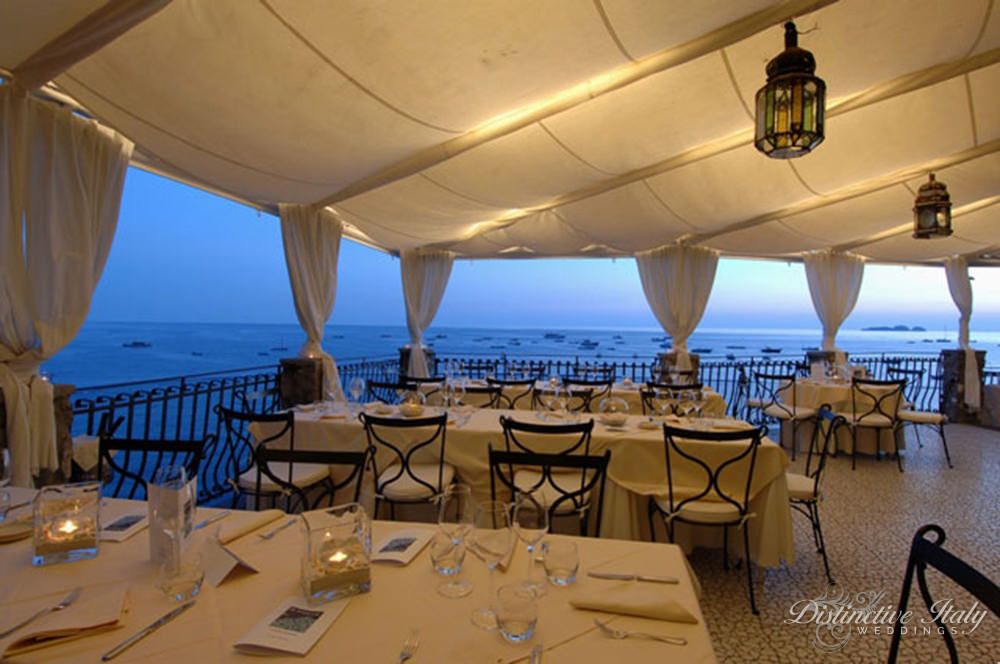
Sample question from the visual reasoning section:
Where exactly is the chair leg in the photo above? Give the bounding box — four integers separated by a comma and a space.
812, 503, 835, 585
892, 426, 903, 473
722, 526, 730, 571
742, 524, 758, 615
647, 501, 658, 542
939, 423, 953, 469
851, 426, 858, 471
913, 423, 924, 448
789, 419, 797, 462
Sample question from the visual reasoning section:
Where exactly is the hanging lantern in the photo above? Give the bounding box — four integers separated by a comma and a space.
754, 22, 826, 159
912, 173, 953, 239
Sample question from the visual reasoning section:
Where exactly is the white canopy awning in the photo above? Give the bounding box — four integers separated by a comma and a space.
4, 0, 999, 264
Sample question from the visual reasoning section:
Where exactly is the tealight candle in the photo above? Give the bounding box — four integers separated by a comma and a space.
301, 504, 371, 604
33, 483, 101, 566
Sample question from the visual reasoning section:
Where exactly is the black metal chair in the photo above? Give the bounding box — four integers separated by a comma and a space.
360, 412, 453, 519
786, 405, 845, 586
747, 372, 815, 461
887, 524, 999, 663
887, 367, 952, 469
235, 387, 281, 415
845, 378, 906, 472
497, 416, 601, 535
649, 422, 765, 614
98, 432, 208, 501
457, 384, 502, 408
562, 376, 613, 410
253, 447, 368, 512
216, 406, 335, 511
489, 446, 611, 537
367, 380, 418, 404
398, 375, 445, 402
655, 368, 695, 384
487, 377, 535, 409
640, 382, 705, 416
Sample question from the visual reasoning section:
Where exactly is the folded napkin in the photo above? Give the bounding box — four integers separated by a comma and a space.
0, 583, 128, 657
0, 514, 33, 543
570, 582, 698, 623
319, 412, 347, 421
217, 509, 284, 544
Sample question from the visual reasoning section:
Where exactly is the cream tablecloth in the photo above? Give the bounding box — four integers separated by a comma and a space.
0, 490, 716, 663
262, 408, 794, 568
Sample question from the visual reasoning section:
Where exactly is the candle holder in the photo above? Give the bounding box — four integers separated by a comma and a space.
33, 482, 101, 566
300, 502, 371, 604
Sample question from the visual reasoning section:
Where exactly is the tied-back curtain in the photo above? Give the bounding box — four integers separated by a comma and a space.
400, 249, 454, 377
279, 204, 345, 401
944, 256, 980, 411
0, 86, 133, 486
803, 250, 864, 363
635, 244, 719, 371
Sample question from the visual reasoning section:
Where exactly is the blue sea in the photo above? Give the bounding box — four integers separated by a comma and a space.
42, 322, 999, 389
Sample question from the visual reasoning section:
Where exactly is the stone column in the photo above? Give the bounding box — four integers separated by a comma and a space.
398, 345, 436, 378
655, 352, 701, 382
939, 349, 986, 424
279, 358, 324, 408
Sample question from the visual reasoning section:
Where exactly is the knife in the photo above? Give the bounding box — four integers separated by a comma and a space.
529, 645, 543, 663
193, 510, 231, 530
587, 571, 679, 584
101, 601, 195, 661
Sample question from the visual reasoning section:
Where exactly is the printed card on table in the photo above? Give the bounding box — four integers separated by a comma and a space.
234, 596, 347, 656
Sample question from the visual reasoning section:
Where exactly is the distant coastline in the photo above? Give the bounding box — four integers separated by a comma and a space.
861, 325, 926, 332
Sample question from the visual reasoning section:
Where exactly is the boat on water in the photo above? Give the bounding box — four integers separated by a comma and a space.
691, 347, 713, 353
380, 333, 392, 338
761, 347, 782, 354
935, 338, 949, 342
802, 346, 818, 351
725, 345, 745, 349
543, 333, 565, 339
191, 351, 203, 356
726, 353, 736, 360
122, 341, 151, 348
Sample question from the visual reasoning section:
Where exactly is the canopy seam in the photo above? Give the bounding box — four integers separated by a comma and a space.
964, 74, 979, 146
257, 0, 462, 135
963, 0, 994, 57
719, 48, 754, 122
417, 173, 508, 208
640, 180, 698, 230
537, 121, 618, 176
592, 0, 636, 62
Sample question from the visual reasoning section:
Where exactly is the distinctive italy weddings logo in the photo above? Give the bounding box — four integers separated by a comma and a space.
785, 590, 987, 652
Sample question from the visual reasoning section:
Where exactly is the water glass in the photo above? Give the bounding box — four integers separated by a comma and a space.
0, 491, 10, 523
430, 531, 465, 576
0, 448, 11, 487
496, 584, 538, 643
542, 539, 579, 586
159, 549, 204, 602
469, 501, 513, 630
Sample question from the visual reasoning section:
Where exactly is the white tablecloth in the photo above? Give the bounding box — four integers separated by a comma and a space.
266, 408, 794, 568
0, 490, 717, 663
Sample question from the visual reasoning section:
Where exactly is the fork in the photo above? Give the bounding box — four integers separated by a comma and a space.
593, 618, 687, 646
398, 628, 419, 662
257, 518, 296, 541
0, 587, 82, 639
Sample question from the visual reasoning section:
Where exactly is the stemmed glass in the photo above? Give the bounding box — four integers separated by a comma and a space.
652, 388, 675, 418
468, 500, 513, 631
436, 484, 474, 598
348, 377, 366, 414
511, 492, 549, 596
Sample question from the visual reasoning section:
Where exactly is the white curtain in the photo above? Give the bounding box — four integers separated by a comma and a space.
803, 250, 865, 363
0, 86, 133, 486
279, 204, 345, 401
944, 256, 980, 411
635, 243, 719, 371
401, 249, 454, 377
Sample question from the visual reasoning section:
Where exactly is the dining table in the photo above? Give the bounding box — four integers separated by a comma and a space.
0, 486, 717, 662
268, 405, 795, 569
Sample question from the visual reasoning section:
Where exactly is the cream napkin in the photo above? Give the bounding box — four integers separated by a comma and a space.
570, 582, 698, 623
0, 583, 128, 657
217, 509, 284, 544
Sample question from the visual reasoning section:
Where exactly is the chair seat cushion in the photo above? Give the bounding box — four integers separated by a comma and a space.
513, 469, 590, 515
239, 462, 330, 493
760, 404, 816, 420
844, 412, 894, 428
898, 409, 947, 424
378, 463, 455, 501
653, 496, 741, 524
785, 472, 817, 501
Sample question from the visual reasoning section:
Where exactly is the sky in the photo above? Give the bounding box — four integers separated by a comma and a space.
87, 168, 1000, 332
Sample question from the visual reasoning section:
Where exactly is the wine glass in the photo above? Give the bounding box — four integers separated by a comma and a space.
511, 492, 549, 595
349, 377, 365, 404
468, 501, 513, 631
436, 484, 474, 598
0, 448, 11, 487
652, 388, 675, 418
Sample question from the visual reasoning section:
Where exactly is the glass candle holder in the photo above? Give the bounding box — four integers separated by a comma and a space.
301, 503, 371, 604
33, 482, 101, 566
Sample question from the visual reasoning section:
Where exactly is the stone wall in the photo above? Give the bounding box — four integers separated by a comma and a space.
940, 349, 986, 424
279, 358, 324, 407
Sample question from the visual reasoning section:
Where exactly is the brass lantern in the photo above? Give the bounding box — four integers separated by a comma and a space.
912, 173, 953, 239
754, 22, 826, 159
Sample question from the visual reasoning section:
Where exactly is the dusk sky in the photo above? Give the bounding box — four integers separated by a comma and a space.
88, 168, 1000, 332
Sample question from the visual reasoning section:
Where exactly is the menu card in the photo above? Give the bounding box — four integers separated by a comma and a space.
234, 597, 347, 656
371, 529, 432, 566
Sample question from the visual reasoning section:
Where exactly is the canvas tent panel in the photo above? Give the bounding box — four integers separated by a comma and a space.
859, 233, 986, 263
779, 186, 916, 246
0, 0, 104, 71
970, 63, 1000, 143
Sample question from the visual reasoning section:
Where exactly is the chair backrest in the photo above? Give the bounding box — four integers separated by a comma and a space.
800, 405, 846, 498
235, 387, 281, 415
752, 372, 797, 419
216, 405, 295, 495
887, 524, 1000, 664
500, 415, 594, 456
850, 378, 905, 422
530, 386, 595, 413
885, 367, 926, 410
459, 384, 502, 408
660, 423, 765, 520
488, 446, 611, 537
487, 377, 535, 409
255, 447, 368, 512
367, 380, 418, 404
98, 434, 208, 501
360, 413, 449, 500
640, 383, 705, 416
655, 368, 695, 384
563, 376, 615, 412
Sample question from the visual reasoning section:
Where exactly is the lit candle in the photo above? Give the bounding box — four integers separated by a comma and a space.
328, 550, 348, 564
57, 519, 79, 536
